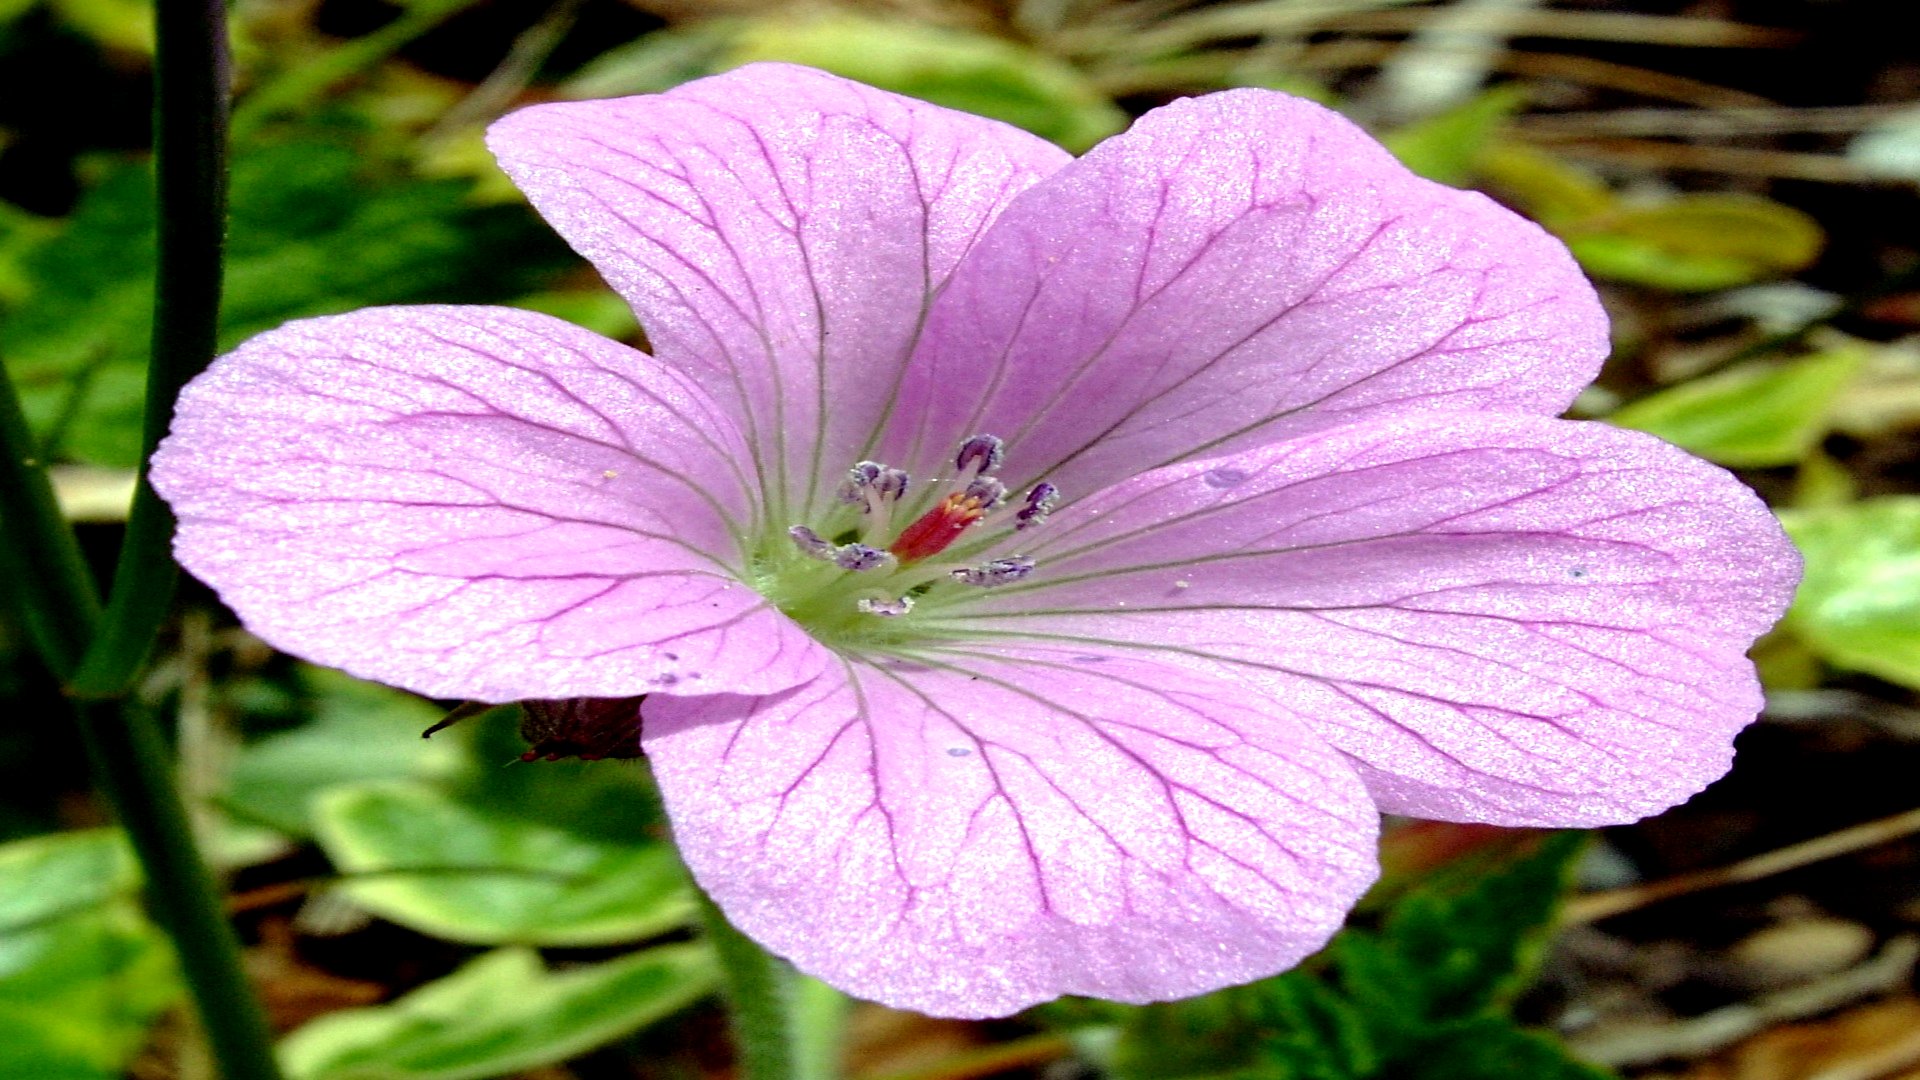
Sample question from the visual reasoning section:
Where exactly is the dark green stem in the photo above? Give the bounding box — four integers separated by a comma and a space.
0, 355, 102, 679
31, 0, 280, 1076
75, 700, 284, 1080
67, 0, 231, 697
697, 892, 847, 1080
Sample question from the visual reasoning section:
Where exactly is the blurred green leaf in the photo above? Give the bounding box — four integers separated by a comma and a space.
512, 288, 641, 344
279, 944, 716, 1080
1781, 497, 1920, 690
1383, 86, 1526, 186
46, 0, 148, 53
1110, 969, 1374, 1080
1565, 195, 1824, 292
1104, 832, 1589, 1079
222, 667, 460, 837
1, 137, 569, 466
1794, 449, 1859, 510
1368, 831, 1586, 1023
1479, 144, 1615, 228
1608, 350, 1864, 467
0, 200, 57, 305
728, 15, 1126, 151
312, 780, 693, 946
561, 23, 734, 100
1403, 1018, 1612, 1080
0, 830, 182, 1080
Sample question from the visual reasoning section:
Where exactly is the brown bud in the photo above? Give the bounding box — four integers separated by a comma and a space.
516, 697, 646, 762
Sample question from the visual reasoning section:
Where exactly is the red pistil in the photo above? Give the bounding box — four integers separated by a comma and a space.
890, 492, 989, 562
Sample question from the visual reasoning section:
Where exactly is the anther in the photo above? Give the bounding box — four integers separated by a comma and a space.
858, 595, 915, 617
834, 545, 890, 572
955, 434, 1004, 475
872, 467, 910, 502
951, 556, 1035, 588
836, 462, 884, 504
789, 525, 838, 560
963, 476, 1007, 509
1014, 483, 1058, 531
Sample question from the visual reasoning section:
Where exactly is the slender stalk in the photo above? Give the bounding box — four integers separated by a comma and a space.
26, 0, 283, 1076
67, 0, 231, 698
0, 354, 102, 679
697, 892, 848, 1080
75, 700, 284, 1080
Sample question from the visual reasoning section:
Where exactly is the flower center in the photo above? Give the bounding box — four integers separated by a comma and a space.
755, 435, 1058, 650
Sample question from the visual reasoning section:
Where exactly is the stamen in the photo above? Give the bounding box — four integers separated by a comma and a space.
789, 525, 838, 560
954, 434, 1004, 476
834, 544, 890, 572
779, 439, 1056, 632
1014, 483, 1058, 531
873, 467, 910, 502
836, 462, 884, 504
951, 556, 1035, 588
860, 466, 912, 546
858, 595, 915, 617
963, 476, 1007, 509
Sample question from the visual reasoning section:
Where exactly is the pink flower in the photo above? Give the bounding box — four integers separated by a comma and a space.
151, 64, 1798, 1017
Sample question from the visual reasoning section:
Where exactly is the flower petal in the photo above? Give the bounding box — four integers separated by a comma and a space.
931, 413, 1799, 826
152, 305, 829, 703
644, 646, 1378, 1017
486, 63, 1072, 519
886, 88, 1608, 497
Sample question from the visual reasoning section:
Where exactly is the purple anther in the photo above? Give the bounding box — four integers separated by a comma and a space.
873, 467, 911, 502
951, 556, 1035, 588
836, 461, 885, 504
954, 434, 1005, 474
964, 476, 1007, 509
1014, 483, 1059, 531
835, 544, 890, 572
788, 525, 838, 560
857, 595, 915, 617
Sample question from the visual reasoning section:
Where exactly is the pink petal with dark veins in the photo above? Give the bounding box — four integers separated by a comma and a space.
885, 88, 1610, 498
645, 646, 1378, 1017
152, 305, 828, 703
487, 63, 1071, 520
933, 412, 1799, 826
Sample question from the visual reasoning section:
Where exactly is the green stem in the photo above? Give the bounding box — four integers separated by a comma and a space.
75, 700, 284, 1080
0, 354, 102, 679
697, 892, 848, 1080
67, 0, 231, 698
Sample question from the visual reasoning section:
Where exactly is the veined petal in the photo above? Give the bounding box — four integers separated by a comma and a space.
885, 88, 1608, 497
644, 647, 1378, 1017
151, 305, 829, 703
929, 413, 1799, 827
487, 63, 1072, 522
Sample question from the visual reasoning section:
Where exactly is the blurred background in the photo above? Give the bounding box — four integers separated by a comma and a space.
4, 1, 1920, 1078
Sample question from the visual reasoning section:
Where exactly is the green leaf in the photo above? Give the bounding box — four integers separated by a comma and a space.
1109, 970, 1373, 1080
311, 780, 694, 946
727, 15, 1126, 151
1372, 831, 1586, 1023
222, 666, 461, 837
279, 944, 717, 1080
1403, 1017, 1615, 1080
1383, 86, 1527, 186
1565, 194, 1824, 292
0, 831, 182, 1080
1478, 144, 1615, 228
1781, 497, 1920, 689
1607, 350, 1864, 467
1, 137, 570, 466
